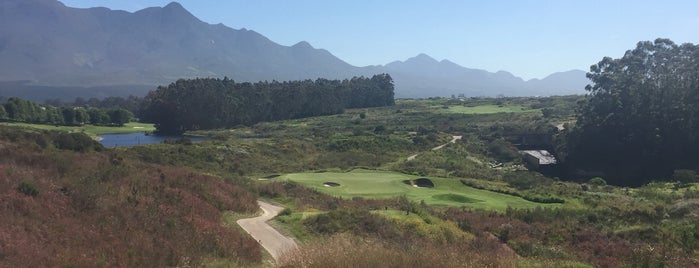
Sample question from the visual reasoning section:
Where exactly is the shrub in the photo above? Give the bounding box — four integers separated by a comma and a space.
303, 208, 395, 237
503, 171, 552, 190
588, 177, 607, 186
673, 169, 697, 183
278, 208, 292, 216
373, 125, 387, 134
522, 194, 565, 204
53, 132, 104, 152
17, 181, 39, 196
487, 138, 519, 162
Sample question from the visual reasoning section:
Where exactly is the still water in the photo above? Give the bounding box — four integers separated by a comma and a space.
98, 132, 202, 147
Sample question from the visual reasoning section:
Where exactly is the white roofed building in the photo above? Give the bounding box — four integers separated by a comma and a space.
521, 150, 557, 170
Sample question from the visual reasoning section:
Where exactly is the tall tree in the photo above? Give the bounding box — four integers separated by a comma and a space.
140, 75, 395, 134
565, 39, 699, 185
108, 108, 133, 126
0, 105, 6, 119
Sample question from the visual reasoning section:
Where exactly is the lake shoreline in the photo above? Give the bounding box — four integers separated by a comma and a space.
98, 132, 203, 147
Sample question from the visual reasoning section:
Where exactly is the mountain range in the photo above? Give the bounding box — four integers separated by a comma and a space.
0, 0, 589, 100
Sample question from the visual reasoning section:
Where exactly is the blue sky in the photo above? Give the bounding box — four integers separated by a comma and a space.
59, 0, 698, 80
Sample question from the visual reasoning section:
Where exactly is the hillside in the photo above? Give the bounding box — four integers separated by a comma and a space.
3, 96, 699, 267
0, 126, 261, 267
0, 0, 587, 99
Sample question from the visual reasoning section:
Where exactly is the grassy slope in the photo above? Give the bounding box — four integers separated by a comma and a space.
0, 126, 260, 267
281, 169, 559, 210
0, 122, 155, 137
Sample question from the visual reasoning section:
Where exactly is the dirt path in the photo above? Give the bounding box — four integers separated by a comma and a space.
237, 201, 298, 262
407, 135, 462, 161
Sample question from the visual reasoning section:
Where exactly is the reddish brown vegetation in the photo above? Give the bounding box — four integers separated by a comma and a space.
0, 135, 261, 267
280, 233, 517, 268
439, 207, 695, 267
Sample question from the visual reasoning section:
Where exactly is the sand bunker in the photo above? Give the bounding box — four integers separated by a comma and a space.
414, 178, 435, 188
403, 178, 435, 188
323, 182, 341, 187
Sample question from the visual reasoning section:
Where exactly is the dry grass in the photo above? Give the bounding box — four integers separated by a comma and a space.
279, 233, 517, 268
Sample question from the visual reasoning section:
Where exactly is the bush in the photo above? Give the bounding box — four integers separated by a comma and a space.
303, 209, 394, 236
17, 181, 39, 196
503, 171, 553, 190
673, 169, 697, 183
53, 132, 104, 152
488, 138, 519, 162
522, 194, 565, 204
588, 177, 607, 186
373, 125, 387, 134
278, 208, 292, 216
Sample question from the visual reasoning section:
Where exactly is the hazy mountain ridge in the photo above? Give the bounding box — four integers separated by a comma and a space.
381, 54, 588, 97
0, 0, 588, 99
0, 0, 360, 85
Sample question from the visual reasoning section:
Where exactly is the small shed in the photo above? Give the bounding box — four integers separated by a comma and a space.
521, 150, 557, 170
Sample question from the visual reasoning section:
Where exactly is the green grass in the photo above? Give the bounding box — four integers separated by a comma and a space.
440, 104, 539, 114
433, 193, 482, 203
281, 169, 560, 211
270, 211, 319, 242
1, 122, 155, 137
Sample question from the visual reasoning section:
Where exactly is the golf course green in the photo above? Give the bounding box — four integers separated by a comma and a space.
281, 169, 559, 210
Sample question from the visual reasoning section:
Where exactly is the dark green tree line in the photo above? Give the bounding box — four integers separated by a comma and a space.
140, 74, 395, 134
0, 97, 133, 126
564, 39, 699, 185
45, 95, 143, 116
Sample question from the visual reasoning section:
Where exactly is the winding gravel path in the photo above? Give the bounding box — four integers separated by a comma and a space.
407, 135, 462, 161
237, 201, 298, 262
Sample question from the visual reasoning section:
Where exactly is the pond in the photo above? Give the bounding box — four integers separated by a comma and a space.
98, 132, 203, 147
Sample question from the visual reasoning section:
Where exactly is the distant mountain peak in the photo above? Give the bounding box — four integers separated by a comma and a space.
411, 53, 437, 62
161, 1, 197, 20
164, 2, 185, 10
145, 1, 201, 28
292, 41, 313, 49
